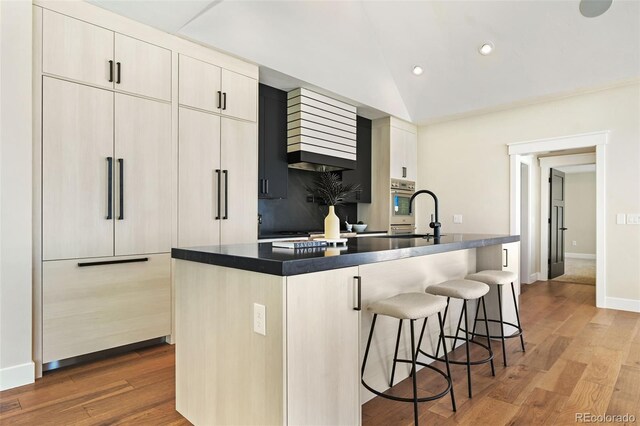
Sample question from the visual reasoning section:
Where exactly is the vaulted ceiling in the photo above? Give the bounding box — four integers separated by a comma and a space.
89, 0, 640, 124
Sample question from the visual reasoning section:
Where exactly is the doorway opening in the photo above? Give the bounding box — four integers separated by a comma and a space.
549, 164, 596, 286
508, 131, 607, 308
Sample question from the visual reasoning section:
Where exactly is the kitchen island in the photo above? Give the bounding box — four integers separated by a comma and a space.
172, 233, 520, 425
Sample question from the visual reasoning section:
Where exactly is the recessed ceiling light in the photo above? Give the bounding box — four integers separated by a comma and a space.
579, 0, 613, 18
479, 42, 494, 56
412, 66, 424, 76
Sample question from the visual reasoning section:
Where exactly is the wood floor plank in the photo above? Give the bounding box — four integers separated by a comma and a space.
520, 334, 572, 372
506, 387, 568, 425
0, 398, 21, 414
555, 380, 615, 424
607, 365, 640, 418
536, 358, 587, 396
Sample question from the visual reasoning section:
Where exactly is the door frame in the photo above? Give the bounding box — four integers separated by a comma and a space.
508, 131, 607, 308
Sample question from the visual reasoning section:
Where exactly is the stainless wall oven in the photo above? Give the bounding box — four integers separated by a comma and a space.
389, 179, 415, 234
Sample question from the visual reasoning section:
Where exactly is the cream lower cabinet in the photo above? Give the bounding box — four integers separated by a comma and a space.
286, 267, 361, 426
178, 107, 257, 247
175, 262, 361, 425
43, 254, 171, 363
42, 77, 114, 261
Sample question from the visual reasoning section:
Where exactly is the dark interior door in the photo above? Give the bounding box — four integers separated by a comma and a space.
549, 168, 567, 279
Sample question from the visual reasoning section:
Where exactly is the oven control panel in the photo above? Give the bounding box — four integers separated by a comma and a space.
390, 179, 415, 192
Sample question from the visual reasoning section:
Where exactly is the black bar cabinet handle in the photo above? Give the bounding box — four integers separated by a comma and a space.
560, 227, 568, 231
354, 276, 362, 311
108, 60, 114, 83
223, 169, 228, 219
217, 91, 222, 109
402, 166, 407, 178
78, 257, 148, 267
116, 62, 121, 84
503, 248, 508, 268
222, 92, 227, 110
215, 169, 221, 219
265, 178, 269, 195
118, 158, 124, 220
106, 157, 113, 219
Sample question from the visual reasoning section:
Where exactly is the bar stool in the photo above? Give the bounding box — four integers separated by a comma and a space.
361, 293, 456, 426
419, 279, 495, 398
465, 270, 525, 366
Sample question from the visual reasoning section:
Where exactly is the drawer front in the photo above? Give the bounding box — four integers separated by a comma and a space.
43, 254, 171, 363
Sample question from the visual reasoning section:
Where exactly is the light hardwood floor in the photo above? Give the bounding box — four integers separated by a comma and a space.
1, 281, 639, 425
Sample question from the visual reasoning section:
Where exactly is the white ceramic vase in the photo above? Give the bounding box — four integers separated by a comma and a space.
324, 205, 340, 239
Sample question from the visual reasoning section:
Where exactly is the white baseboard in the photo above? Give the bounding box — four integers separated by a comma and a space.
0, 361, 35, 391
605, 297, 640, 313
565, 252, 596, 260
527, 272, 541, 283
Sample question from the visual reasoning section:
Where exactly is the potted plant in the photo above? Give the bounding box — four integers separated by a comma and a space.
306, 172, 360, 239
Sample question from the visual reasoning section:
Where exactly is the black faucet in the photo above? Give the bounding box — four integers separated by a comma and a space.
409, 190, 441, 238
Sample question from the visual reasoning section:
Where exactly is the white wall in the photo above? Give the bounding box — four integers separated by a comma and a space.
0, 0, 34, 390
416, 82, 640, 303
565, 172, 596, 256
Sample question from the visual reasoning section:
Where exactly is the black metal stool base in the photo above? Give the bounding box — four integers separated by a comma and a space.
361, 312, 456, 426
419, 335, 494, 367
469, 281, 526, 367
361, 359, 452, 404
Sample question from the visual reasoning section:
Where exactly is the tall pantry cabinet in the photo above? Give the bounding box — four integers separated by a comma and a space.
34, 4, 258, 374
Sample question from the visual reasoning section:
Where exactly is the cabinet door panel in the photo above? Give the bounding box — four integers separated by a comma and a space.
389, 126, 405, 180
43, 254, 171, 363
258, 84, 288, 199
220, 119, 257, 244
115, 34, 172, 101
221, 69, 257, 122
287, 268, 361, 426
115, 94, 172, 255
42, 10, 114, 88
179, 55, 222, 112
42, 77, 114, 260
404, 130, 418, 182
178, 108, 221, 247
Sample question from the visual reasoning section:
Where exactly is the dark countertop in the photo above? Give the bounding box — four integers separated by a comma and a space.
172, 233, 519, 277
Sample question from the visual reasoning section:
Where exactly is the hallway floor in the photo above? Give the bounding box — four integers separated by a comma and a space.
552, 258, 596, 286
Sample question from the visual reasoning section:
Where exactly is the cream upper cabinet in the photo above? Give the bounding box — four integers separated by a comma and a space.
221, 69, 257, 122
404, 130, 418, 181
179, 55, 222, 112
179, 55, 257, 122
114, 94, 172, 256
114, 34, 172, 101
390, 126, 417, 181
42, 9, 114, 89
42, 77, 114, 261
220, 118, 258, 244
42, 10, 171, 101
178, 108, 222, 247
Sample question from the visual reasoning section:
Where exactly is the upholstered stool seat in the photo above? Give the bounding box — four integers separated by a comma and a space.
466, 270, 518, 286
464, 270, 525, 367
426, 279, 489, 300
368, 293, 448, 320
420, 278, 495, 398
362, 292, 456, 425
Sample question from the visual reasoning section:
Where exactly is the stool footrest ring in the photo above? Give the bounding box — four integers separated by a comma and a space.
467, 318, 523, 339
419, 335, 494, 366
361, 359, 452, 403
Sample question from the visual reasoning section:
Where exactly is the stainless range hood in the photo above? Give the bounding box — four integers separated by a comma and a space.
287, 88, 357, 171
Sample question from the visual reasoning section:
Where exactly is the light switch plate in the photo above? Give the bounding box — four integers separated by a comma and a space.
628, 214, 640, 225
453, 214, 463, 224
253, 303, 266, 336
617, 214, 626, 225
572, 240, 577, 246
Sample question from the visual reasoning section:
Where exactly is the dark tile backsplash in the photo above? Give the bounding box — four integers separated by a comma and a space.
258, 169, 357, 236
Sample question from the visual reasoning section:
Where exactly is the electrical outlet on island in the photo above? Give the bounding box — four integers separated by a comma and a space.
253, 303, 266, 336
